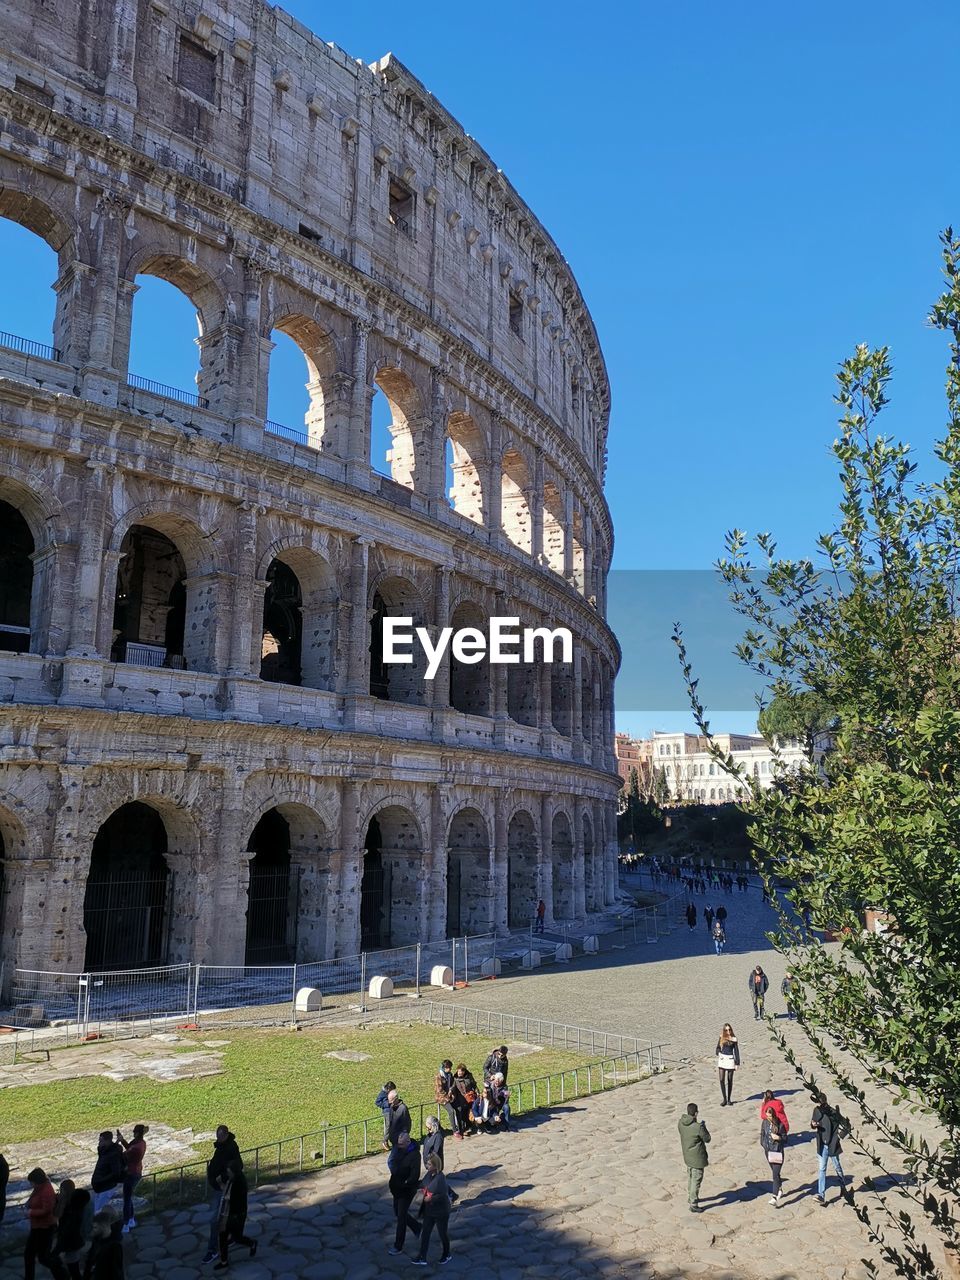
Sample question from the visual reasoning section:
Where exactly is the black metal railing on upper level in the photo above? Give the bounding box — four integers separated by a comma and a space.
265, 418, 310, 446
127, 372, 208, 409
0, 329, 61, 362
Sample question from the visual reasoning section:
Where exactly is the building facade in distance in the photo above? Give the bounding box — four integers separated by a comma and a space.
616, 731, 813, 803
0, 0, 620, 979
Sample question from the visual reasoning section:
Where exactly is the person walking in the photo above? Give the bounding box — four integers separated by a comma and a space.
117, 1125, 147, 1233
23, 1168, 59, 1280
202, 1126, 242, 1265
678, 1103, 711, 1213
90, 1132, 124, 1214
686, 903, 697, 931
434, 1062, 462, 1139
715, 903, 727, 927
811, 1092, 848, 1204
53, 1187, 92, 1280
535, 899, 546, 934
214, 1159, 257, 1270
412, 1153, 452, 1267
715, 1024, 740, 1105
781, 972, 795, 1019
759, 1090, 790, 1135
386, 1132, 422, 1255
0, 1151, 8, 1226
704, 905, 714, 933
748, 965, 769, 1019
422, 1116, 458, 1205
761, 1111, 787, 1204
375, 1081, 398, 1150
711, 919, 726, 955
386, 1089, 412, 1148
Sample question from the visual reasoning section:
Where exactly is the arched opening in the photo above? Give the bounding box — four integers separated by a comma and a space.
583, 813, 597, 912
507, 810, 538, 929
507, 662, 538, 727
0, 208, 60, 353
448, 601, 490, 717
260, 548, 337, 690
369, 577, 426, 705
267, 316, 335, 449
543, 480, 565, 575
83, 802, 171, 970
111, 524, 189, 669
245, 808, 298, 963
361, 805, 423, 949
445, 412, 485, 525
552, 811, 574, 921
551, 664, 572, 736
260, 559, 302, 685
0, 500, 35, 653
371, 368, 421, 491
446, 808, 491, 937
501, 447, 532, 554
128, 269, 207, 404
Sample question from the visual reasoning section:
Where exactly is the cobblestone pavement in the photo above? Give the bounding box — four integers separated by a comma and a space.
0, 876, 906, 1278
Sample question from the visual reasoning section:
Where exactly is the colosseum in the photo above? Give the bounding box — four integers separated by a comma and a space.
0, 0, 619, 980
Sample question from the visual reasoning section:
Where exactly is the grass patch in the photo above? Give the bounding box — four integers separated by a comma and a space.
0, 1023, 592, 1155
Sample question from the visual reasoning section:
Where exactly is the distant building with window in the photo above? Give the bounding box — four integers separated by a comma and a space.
616, 730, 818, 803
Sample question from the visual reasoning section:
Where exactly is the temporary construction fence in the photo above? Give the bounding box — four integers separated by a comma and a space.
0, 933, 501, 1056
132, 1004, 668, 1212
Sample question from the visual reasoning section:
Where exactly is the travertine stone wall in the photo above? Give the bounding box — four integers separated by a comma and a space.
0, 0, 622, 978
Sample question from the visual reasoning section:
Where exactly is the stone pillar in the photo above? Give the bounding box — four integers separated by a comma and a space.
232, 257, 267, 450
335, 780, 361, 956
77, 194, 129, 403
66, 461, 110, 657
539, 792, 554, 928
430, 566, 452, 743
592, 665, 604, 764
583, 516, 594, 602
539, 661, 553, 750
321, 371, 354, 459
572, 797, 587, 918
563, 487, 575, 582
531, 450, 545, 565
227, 504, 261, 677
199, 320, 245, 418
429, 366, 447, 507
493, 792, 509, 933
347, 319, 372, 486
344, 537, 371, 696
426, 785, 447, 941
94, 548, 124, 659
572, 645, 584, 761
486, 413, 503, 539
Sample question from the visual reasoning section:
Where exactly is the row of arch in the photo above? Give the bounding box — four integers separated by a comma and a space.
0, 487, 613, 745
0, 797, 608, 973
0, 196, 607, 596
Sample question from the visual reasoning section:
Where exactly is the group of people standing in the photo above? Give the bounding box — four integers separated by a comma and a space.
377, 1044, 514, 1264
685, 902, 730, 954
10, 1124, 147, 1280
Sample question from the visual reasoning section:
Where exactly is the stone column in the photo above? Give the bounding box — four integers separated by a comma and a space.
94, 548, 125, 659
232, 256, 268, 450
335, 780, 361, 956
429, 366, 447, 507
77, 194, 129, 403
347, 319, 372, 486
563, 487, 575, 582
539, 792, 555, 927
493, 792, 509, 933
531, 450, 545, 565
539, 660, 553, 752
431, 565, 452, 742
344, 537, 371, 696
572, 645, 584, 761
66, 461, 110, 657
426, 785, 447, 941
321, 371, 354, 460
572, 797, 586, 918
486, 413, 503, 540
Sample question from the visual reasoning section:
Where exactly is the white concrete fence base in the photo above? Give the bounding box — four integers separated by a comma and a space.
521, 951, 541, 969
368, 975, 394, 999
480, 958, 502, 977
582, 935, 599, 954
430, 965, 453, 987
554, 943, 573, 963
294, 987, 322, 1013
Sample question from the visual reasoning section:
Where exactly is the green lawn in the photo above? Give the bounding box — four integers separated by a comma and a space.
1, 1023, 593, 1157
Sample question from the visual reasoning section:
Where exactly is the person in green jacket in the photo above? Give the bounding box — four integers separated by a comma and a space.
678, 1103, 711, 1212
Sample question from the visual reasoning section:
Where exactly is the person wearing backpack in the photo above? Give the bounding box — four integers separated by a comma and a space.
811, 1091, 848, 1203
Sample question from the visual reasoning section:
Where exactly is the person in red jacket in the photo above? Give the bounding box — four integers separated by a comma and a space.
23, 1167, 59, 1280
759, 1090, 790, 1134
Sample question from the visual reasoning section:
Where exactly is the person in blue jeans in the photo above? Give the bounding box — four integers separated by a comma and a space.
811, 1092, 847, 1203
712, 920, 726, 955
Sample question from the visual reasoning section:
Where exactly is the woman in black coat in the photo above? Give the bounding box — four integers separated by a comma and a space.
413, 1154, 452, 1265
760, 1112, 787, 1204
215, 1160, 257, 1270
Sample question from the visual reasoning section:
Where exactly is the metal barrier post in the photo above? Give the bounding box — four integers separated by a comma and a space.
359, 951, 366, 1013
451, 938, 456, 988
416, 943, 421, 998
463, 935, 469, 984
290, 964, 298, 1023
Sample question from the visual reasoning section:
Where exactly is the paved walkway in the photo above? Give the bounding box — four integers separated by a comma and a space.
0, 874, 917, 1278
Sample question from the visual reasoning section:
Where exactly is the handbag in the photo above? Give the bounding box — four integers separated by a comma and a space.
768, 1150, 784, 1164
464, 1089, 477, 1103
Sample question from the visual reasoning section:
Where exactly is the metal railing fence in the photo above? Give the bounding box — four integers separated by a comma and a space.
0, 329, 61, 361
265, 418, 310, 446
126, 372, 208, 408
137, 1041, 664, 1213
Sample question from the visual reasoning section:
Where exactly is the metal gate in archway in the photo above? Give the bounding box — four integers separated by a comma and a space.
82, 873, 173, 970
245, 863, 302, 963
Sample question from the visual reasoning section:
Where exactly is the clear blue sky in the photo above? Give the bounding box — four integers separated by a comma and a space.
2, 1, 957, 736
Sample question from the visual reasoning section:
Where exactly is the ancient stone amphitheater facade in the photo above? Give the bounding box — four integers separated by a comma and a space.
0, 0, 619, 977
